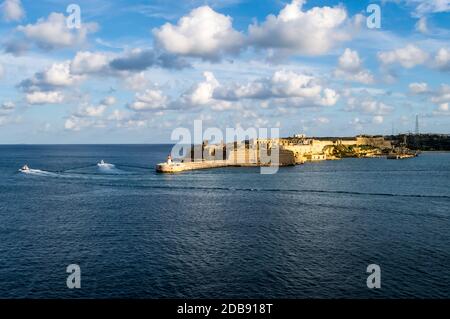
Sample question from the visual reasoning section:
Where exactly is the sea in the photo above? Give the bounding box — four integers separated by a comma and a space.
0, 145, 449, 298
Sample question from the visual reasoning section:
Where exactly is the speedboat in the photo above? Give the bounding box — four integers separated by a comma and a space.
97, 160, 114, 168
19, 164, 30, 173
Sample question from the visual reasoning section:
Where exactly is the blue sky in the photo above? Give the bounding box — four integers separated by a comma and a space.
0, 0, 449, 143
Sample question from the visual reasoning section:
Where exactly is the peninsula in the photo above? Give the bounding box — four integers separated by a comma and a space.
155, 134, 433, 173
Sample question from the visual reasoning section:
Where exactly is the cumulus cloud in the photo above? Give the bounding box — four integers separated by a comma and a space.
214, 70, 339, 107
378, 44, 429, 68
75, 104, 108, 118
69, 49, 189, 77
409, 82, 429, 94
431, 84, 450, 104
18, 48, 187, 109
182, 71, 219, 106
338, 48, 362, 71
411, 0, 450, 17
0, 110, 21, 126
1, 101, 15, 110
109, 48, 189, 71
153, 6, 244, 61
26, 91, 64, 105
434, 48, 450, 71
17, 12, 98, 50
124, 72, 149, 91
20, 61, 84, 92
248, 0, 359, 57
128, 89, 169, 111
3, 38, 29, 56
426, 84, 450, 115
107, 109, 129, 122
1, 101, 16, 110
384, 0, 449, 17
372, 115, 384, 124
334, 48, 374, 84
438, 103, 449, 112
101, 96, 117, 106
415, 17, 428, 33
18, 61, 87, 105
1, 0, 24, 22
345, 95, 393, 115
73, 96, 117, 118
315, 117, 330, 125
64, 116, 91, 131
65, 96, 119, 131
70, 51, 110, 75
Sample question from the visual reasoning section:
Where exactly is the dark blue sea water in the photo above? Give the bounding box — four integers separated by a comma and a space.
0, 145, 449, 298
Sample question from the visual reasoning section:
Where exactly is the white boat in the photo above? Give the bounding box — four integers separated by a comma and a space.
19, 164, 30, 173
97, 160, 114, 168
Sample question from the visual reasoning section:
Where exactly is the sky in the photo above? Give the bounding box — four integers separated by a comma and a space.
0, 0, 449, 144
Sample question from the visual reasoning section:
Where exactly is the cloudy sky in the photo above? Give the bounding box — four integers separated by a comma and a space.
0, 0, 449, 144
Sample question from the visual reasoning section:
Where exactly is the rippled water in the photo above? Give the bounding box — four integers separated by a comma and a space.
0, 145, 449, 298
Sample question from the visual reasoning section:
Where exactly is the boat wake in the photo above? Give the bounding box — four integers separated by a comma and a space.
97, 160, 126, 174
17, 161, 129, 178
18, 168, 58, 177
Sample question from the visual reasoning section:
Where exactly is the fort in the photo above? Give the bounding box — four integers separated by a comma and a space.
156, 134, 421, 173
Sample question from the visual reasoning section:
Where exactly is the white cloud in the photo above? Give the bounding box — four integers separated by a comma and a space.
118, 119, 148, 129
214, 70, 339, 107
415, 17, 428, 33
110, 48, 189, 71
124, 72, 149, 91
20, 61, 84, 91
378, 44, 429, 68
101, 96, 117, 106
315, 117, 330, 124
372, 115, 384, 124
0, 63, 4, 79
183, 71, 219, 106
153, 6, 244, 60
26, 91, 64, 105
413, 0, 450, 16
64, 116, 87, 131
346, 95, 392, 115
319, 88, 340, 107
209, 100, 239, 111
412, 83, 450, 115
75, 104, 108, 118
70, 51, 110, 74
1, 0, 24, 22
1, 101, 15, 110
128, 89, 169, 111
350, 117, 364, 127
70, 49, 187, 77
338, 48, 362, 71
108, 109, 130, 121
438, 103, 449, 112
64, 115, 108, 131
42, 62, 84, 86
409, 82, 429, 94
270, 70, 322, 98
334, 48, 374, 84
431, 84, 450, 104
434, 48, 450, 71
385, 0, 450, 17
17, 12, 98, 50
248, 0, 358, 56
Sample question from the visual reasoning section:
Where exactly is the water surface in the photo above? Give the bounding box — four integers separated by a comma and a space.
0, 145, 449, 298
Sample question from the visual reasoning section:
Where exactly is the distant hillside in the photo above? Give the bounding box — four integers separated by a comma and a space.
387, 134, 450, 151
